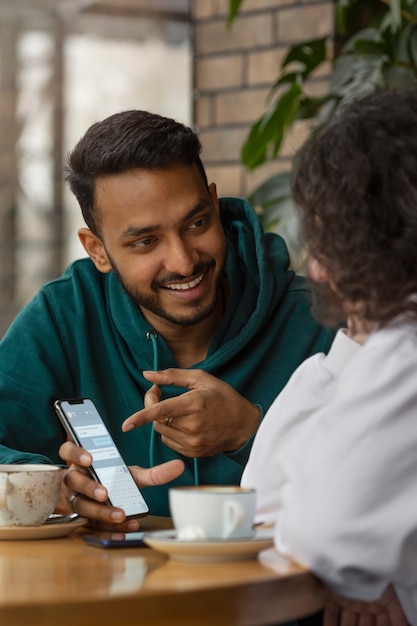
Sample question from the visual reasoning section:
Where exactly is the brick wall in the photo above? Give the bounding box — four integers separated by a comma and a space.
192, 0, 334, 198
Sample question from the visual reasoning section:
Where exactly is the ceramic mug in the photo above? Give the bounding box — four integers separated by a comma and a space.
0, 464, 63, 526
169, 485, 256, 540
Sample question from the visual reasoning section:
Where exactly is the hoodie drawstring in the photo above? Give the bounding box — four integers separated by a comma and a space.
146, 330, 199, 486
147, 331, 158, 470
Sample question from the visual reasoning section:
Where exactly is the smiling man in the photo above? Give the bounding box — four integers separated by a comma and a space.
0, 110, 334, 526
79, 164, 228, 364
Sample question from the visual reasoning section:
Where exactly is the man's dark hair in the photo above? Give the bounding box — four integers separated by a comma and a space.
65, 110, 208, 235
292, 86, 417, 326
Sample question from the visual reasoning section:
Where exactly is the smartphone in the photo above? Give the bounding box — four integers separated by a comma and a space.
54, 397, 149, 519
83, 531, 146, 549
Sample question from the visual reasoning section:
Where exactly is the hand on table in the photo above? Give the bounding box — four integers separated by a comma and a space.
122, 368, 261, 457
58, 440, 184, 531
323, 585, 410, 626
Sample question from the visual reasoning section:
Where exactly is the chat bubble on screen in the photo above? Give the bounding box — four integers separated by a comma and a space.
76, 423, 108, 438
92, 436, 112, 447
90, 447, 120, 462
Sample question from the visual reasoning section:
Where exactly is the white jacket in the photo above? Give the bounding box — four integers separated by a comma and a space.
242, 321, 417, 625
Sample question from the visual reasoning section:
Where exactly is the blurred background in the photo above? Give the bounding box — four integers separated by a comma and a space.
0, 0, 193, 333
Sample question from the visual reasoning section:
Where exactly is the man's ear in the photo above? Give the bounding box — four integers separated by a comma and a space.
208, 182, 219, 214
78, 228, 112, 273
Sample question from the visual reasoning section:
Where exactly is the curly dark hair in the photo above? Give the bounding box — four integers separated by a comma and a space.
65, 110, 208, 235
292, 86, 417, 327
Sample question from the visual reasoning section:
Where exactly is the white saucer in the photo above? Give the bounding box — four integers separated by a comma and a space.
0, 515, 87, 540
143, 529, 274, 562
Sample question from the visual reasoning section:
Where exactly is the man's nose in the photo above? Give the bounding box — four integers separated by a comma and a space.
164, 238, 198, 276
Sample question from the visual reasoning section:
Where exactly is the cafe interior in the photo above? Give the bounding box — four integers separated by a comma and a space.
0, 1, 346, 625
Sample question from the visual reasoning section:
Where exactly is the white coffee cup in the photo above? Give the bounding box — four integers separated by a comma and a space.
0, 464, 63, 526
169, 485, 256, 540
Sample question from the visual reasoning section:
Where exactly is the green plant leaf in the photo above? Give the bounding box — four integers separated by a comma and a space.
403, 23, 417, 67
383, 63, 417, 85
336, 0, 361, 34
273, 71, 303, 88
332, 55, 387, 98
248, 171, 303, 266
281, 37, 328, 75
336, 0, 352, 34
341, 27, 381, 53
267, 39, 327, 106
241, 118, 273, 170
248, 171, 291, 207
390, 0, 402, 31
241, 82, 302, 169
297, 95, 334, 119
227, 0, 245, 29
354, 38, 387, 56
400, 2, 417, 26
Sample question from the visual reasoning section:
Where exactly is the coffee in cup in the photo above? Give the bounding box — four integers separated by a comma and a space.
169, 485, 256, 540
0, 464, 63, 526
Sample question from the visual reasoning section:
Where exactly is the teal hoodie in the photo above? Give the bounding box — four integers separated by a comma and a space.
0, 198, 334, 515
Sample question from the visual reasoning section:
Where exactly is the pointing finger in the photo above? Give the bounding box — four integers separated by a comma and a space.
143, 368, 202, 390
144, 384, 162, 408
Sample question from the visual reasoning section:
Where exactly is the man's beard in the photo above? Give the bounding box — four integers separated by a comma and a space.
110, 258, 225, 327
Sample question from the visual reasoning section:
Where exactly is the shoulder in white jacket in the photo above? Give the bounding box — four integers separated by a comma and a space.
242, 322, 417, 626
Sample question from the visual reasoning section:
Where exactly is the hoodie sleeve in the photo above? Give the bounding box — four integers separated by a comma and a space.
0, 290, 73, 466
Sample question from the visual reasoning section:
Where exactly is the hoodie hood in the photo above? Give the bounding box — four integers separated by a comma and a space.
206, 196, 293, 361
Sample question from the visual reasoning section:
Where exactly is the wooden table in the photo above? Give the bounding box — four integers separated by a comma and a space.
0, 516, 327, 626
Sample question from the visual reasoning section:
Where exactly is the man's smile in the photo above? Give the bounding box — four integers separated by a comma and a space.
164, 273, 204, 291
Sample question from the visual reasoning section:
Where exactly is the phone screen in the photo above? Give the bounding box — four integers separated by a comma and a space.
54, 398, 149, 519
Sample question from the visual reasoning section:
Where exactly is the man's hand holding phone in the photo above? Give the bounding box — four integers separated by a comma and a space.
59, 441, 184, 531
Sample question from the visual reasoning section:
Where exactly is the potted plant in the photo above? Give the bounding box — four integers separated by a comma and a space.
228, 0, 417, 266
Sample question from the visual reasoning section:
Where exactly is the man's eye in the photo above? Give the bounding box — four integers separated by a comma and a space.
132, 237, 155, 248
188, 217, 206, 230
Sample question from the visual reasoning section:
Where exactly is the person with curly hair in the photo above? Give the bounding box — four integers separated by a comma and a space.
242, 87, 417, 626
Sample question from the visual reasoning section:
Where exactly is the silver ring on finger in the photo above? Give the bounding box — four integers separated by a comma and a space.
68, 493, 79, 514
165, 416, 174, 427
